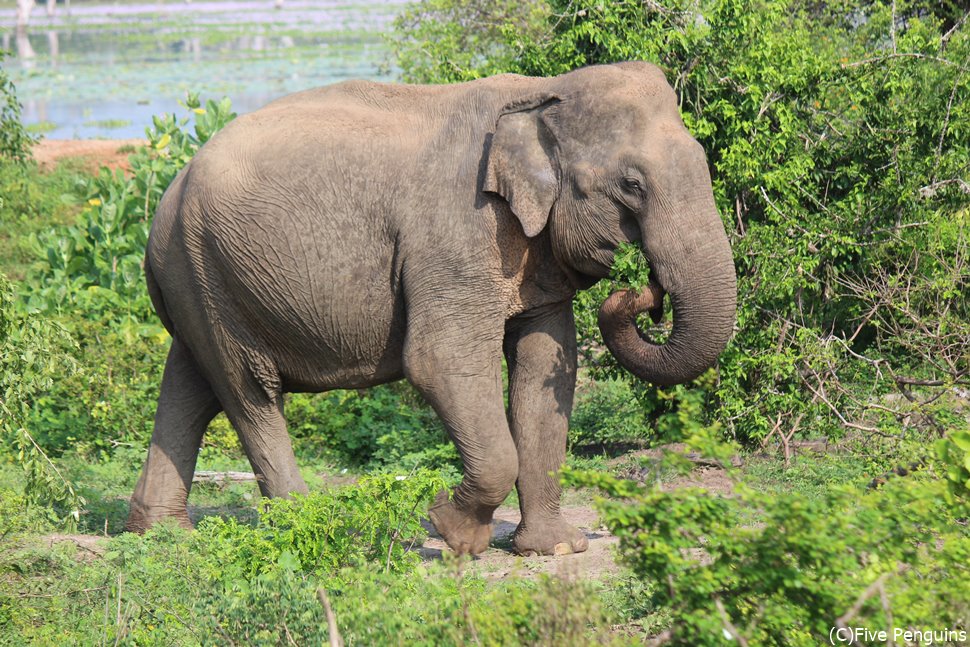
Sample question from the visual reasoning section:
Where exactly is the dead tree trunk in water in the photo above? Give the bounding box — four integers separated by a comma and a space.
15, 0, 36, 59
16, 0, 35, 28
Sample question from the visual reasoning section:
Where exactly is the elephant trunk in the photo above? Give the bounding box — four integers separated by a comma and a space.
598, 208, 737, 387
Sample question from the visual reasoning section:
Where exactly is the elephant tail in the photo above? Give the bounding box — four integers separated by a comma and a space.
145, 252, 176, 337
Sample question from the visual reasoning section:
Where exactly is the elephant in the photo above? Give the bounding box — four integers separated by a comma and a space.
124, 61, 737, 556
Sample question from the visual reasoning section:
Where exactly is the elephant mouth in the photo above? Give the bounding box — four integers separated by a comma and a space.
559, 263, 603, 291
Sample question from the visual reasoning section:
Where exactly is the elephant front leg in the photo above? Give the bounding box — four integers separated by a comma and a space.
404, 328, 518, 556
504, 305, 589, 556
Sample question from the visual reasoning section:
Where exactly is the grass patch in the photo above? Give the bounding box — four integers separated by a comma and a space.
0, 160, 88, 281
25, 121, 57, 135
81, 119, 132, 130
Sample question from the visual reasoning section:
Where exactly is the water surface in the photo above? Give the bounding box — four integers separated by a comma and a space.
1, 0, 406, 138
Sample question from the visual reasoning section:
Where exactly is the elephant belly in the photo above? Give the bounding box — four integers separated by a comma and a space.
277, 325, 407, 392
242, 278, 407, 393
206, 217, 408, 393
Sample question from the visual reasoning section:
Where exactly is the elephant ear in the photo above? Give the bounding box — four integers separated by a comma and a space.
484, 94, 561, 238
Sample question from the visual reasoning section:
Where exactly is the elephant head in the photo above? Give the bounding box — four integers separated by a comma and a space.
484, 62, 737, 386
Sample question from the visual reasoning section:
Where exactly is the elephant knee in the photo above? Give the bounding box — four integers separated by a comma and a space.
466, 453, 518, 507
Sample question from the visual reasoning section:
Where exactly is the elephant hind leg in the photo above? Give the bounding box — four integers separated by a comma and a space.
126, 338, 221, 533
217, 384, 308, 500
190, 334, 306, 499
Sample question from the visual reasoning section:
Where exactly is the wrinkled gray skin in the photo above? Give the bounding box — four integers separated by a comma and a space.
125, 62, 737, 556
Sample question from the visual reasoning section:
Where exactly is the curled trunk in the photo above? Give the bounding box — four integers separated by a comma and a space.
598, 232, 737, 386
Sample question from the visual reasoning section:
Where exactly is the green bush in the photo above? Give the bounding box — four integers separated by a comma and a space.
0, 273, 84, 524
0, 96, 236, 467
25, 318, 167, 460
288, 385, 459, 474
0, 475, 627, 646
326, 565, 626, 646
565, 431, 970, 645
25, 94, 236, 323
0, 52, 36, 166
0, 489, 56, 543
197, 470, 449, 579
0, 160, 88, 282
390, 0, 550, 83
570, 378, 647, 449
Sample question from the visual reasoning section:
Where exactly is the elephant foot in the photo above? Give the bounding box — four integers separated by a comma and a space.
428, 490, 493, 555
512, 518, 589, 556
124, 499, 193, 534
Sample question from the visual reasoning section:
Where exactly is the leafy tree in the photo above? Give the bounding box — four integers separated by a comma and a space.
389, 0, 550, 82
0, 51, 36, 166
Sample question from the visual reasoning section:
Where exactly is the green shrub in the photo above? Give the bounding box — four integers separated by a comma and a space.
25, 318, 167, 460
0, 66, 91, 524
11, 522, 207, 645
0, 52, 36, 166
565, 431, 970, 645
327, 565, 627, 646
0, 472, 627, 646
0, 95, 235, 467
287, 385, 459, 474
198, 413, 245, 462
197, 470, 449, 579
0, 160, 88, 282
938, 429, 970, 504
0, 471, 448, 644
1, 541, 625, 646
0, 273, 84, 525
389, 0, 550, 83
0, 489, 56, 544
570, 378, 647, 449
25, 94, 236, 323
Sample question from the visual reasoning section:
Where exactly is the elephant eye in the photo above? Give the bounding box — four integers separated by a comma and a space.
621, 177, 644, 193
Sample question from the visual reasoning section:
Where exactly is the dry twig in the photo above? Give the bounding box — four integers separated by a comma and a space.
317, 588, 344, 647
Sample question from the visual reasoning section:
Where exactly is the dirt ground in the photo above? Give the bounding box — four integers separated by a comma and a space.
43, 461, 733, 583
423, 459, 736, 580
32, 139, 146, 174
421, 504, 620, 580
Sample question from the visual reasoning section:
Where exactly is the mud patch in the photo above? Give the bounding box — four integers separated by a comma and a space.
662, 466, 736, 497
32, 139, 145, 174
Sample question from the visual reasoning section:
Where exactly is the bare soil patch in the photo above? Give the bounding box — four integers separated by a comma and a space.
421, 505, 621, 581
41, 534, 108, 561
420, 458, 737, 581
32, 139, 146, 174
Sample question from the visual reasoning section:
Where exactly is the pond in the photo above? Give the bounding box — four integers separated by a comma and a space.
0, 0, 407, 139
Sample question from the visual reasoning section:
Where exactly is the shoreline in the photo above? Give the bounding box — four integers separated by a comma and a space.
32, 138, 147, 173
